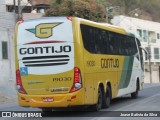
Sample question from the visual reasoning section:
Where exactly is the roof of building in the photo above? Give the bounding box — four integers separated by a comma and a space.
112, 15, 160, 31
30, 0, 52, 5
5, 0, 31, 6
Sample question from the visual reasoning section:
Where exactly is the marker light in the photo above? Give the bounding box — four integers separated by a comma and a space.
67, 16, 72, 21
70, 67, 82, 93
18, 20, 24, 24
16, 70, 27, 94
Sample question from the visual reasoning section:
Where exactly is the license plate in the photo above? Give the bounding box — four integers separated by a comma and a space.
42, 97, 54, 102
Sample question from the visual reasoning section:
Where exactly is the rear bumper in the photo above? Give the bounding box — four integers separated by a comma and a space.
18, 90, 84, 108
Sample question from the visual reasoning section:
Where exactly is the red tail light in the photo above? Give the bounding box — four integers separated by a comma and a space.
16, 70, 27, 94
67, 16, 72, 21
16, 70, 22, 85
70, 67, 82, 93
18, 20, 24, 24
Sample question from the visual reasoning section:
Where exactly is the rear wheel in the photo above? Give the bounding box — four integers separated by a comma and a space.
102, 85, 111, 108
91, 87, 102, 111
131, 81, 139, 99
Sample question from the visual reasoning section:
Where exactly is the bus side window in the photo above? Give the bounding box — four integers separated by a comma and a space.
119, 35, 124, 55
136, 38, 144, 71
108, 32, 113, 54
97, 29, 105, 54
108, 32, 118, 54
80, 24, 96, 53
101, 30, 109, 54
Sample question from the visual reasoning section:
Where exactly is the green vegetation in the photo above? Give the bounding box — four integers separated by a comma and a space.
45, 0, 106, 22
45, 0, 160, 22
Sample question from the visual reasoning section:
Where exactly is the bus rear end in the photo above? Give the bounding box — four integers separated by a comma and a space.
14, 17, 83, 108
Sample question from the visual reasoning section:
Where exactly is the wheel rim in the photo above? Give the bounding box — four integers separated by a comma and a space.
106, 88, 111, 106
136, 82, 139, 95
97, 88, 102, 110
106, 96, 110, 105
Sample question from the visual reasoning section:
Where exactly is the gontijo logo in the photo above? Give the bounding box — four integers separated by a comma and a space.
26, 23, 62, 38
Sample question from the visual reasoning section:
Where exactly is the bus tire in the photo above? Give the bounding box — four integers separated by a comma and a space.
102, 85, 111, 108
91, 87, 102, 111
131, 81, 139, 99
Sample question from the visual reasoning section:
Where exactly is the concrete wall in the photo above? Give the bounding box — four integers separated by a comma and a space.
144, 63, 160, 83
145, 71, 160, 83
0, 0, 5, 12
0, 0, 44, 96
23, 13, 43, 20
0, 0, 17, 95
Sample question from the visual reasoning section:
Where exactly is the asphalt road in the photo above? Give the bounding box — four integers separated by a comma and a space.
0, 84, 160, 120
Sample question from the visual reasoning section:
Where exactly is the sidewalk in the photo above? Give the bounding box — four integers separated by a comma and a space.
0, 93, 17, 104
0, 87, 17, 106
143, 83, 160, 89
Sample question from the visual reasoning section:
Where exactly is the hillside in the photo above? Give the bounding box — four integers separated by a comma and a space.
98, 0, 160, 22
46, 0, 160, 23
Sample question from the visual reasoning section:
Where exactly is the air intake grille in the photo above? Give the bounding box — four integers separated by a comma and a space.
22, 55, 69, 67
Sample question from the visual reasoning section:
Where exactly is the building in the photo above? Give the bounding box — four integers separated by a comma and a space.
5, 0, 52, 20
0, 0, 52, 95
5, 0, 51, 13
112, 15, 160, 83
0, 0, 17, 95
29, 0, 51, 13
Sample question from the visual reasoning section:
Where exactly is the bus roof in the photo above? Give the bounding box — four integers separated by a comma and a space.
76, 17, 126, 34
22, 16, 135, 37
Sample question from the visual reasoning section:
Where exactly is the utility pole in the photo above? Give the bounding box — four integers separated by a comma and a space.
18, 0, 22, 20
106, 0, 109, 23
106, 0, 120, 23
13, 0, 16, 13
148, 40, 153, 83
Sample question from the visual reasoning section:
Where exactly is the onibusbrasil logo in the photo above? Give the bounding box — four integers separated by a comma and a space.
26, 23, 62, 38
1, 112, 42, 117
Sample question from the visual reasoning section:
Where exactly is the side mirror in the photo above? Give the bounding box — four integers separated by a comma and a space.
140, 47, 149, 60
145, 52, 149, 60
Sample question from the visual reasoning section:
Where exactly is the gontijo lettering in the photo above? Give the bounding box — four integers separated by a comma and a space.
101, 58, 119, 68
19, 45, 71, 55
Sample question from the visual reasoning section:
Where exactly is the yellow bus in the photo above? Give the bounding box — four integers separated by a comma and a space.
14, 17, 145, 111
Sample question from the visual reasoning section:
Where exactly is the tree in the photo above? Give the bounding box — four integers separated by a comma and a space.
45, 0, 106, 22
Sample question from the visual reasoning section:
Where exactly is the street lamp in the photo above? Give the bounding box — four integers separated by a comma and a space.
106, 6, 120, 23
127, 8, 140, 16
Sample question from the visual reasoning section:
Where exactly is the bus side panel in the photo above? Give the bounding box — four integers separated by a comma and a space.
83, 51, 121, 104
84, 73, 95, 104
14, 23, 19, 71
116, 56, 142, 97
72, 18, 86, 105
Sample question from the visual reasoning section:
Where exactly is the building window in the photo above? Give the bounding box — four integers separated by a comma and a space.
154, 48, 159, 59
148, 31, 156, 43
145, 47, 149, 53
142, 30, 148, 42
137, 29, 142, 38
2, 41, 8, 59
157, 33, 160, 39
